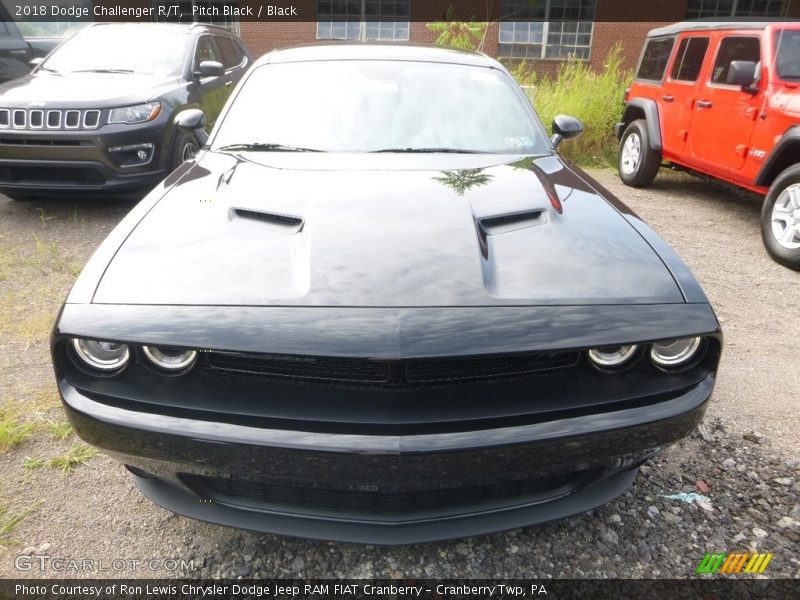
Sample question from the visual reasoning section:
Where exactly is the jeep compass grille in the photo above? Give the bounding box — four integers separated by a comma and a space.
0, 108, 102, 131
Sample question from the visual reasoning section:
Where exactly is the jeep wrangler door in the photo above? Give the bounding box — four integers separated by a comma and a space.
661, 35, 711, 155
689, 35, 762, 173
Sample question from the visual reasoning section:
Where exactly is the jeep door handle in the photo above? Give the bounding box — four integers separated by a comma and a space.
696, 100, 713, 109
661, 95, 675, 102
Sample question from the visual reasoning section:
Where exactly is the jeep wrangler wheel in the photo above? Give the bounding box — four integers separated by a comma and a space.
618, 120, 661, 188
761, 164, 800, 271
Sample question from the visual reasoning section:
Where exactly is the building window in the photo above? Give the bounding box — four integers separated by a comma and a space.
151, 1, 241, 35
686, 0, 786, 18
498, 0, 595, 60
317, 1, 410, 41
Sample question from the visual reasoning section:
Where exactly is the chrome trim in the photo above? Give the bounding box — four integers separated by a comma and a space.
64, 110, 80, 129
83, 110, 101, 129
12, 109, 26, 129
46, 110, 61, 129
28, 109, 44, 129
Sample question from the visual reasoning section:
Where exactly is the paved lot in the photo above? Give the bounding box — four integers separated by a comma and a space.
0, 169, 797, 579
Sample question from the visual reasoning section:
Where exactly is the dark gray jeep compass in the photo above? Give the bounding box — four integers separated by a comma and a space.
0, 22, 250, 199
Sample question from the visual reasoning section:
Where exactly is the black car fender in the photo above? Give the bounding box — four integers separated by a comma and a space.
755, 125, 800, 188
615, 98, 662, 152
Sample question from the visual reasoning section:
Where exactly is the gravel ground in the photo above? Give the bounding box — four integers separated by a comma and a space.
0, 168, 798, 580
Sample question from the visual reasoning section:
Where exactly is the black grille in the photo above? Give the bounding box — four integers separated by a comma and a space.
0, 165, 104, 185
0, 110, 8, 127
65, 111, 80, 128
406, 352, 578, 383
182, 471, 589, 516
205, 350, 579, 386
207, 352, 391, 383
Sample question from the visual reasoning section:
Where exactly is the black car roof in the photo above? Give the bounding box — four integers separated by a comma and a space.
649, 18, 800, 37
258, 43, 496, 67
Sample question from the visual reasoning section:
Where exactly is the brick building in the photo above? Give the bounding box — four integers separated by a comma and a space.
26, 0, 800, 73
179, 0, 800, 74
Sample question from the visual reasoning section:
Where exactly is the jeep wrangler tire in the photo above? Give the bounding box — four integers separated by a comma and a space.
618, 119, 661, 188
761, 164, 800, 271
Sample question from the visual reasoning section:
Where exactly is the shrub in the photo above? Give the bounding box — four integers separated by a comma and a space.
511, 44, 632, 167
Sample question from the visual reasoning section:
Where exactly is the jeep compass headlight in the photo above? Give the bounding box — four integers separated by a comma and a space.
108, 102, 161, 124
650, 337, 703, 368
70, 339, 130, 372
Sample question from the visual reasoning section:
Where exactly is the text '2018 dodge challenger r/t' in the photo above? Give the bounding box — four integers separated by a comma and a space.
52, 44, 722, 544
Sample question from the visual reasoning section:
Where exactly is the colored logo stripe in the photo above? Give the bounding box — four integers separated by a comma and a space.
697, 553, 773, 574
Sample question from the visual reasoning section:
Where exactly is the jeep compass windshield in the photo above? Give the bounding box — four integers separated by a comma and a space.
212, 61, 549, 154
40, 27, 190, 77
776, 30, 800, 80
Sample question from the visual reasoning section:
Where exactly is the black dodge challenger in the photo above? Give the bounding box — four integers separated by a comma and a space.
52, 44, 721, 544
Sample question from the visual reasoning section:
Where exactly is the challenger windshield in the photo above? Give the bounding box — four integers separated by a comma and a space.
212, 60, 549, 154
776, 29, 800, 80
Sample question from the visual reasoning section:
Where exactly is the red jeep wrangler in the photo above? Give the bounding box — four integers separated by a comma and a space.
616, 21, 800, 270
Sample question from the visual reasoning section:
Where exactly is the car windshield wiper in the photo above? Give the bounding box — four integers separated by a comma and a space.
216, 143, 324, 153
71, 68, 136, 74
371, 147, 484, 154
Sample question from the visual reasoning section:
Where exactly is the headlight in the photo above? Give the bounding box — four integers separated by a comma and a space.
650, 337, 703, 368
588, 345, 638, 369
71, 338, 130, 372
108, 102, 161, 124
142, 346, 197, 372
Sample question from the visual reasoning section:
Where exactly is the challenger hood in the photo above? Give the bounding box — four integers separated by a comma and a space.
92, 153, 685, 307
0, 72, 177, 106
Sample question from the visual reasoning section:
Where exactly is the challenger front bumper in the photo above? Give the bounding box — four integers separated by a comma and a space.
59, 373, 713, 544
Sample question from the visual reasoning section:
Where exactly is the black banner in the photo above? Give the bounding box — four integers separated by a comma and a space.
4, 0, 798, 23
1, 579, 799, 600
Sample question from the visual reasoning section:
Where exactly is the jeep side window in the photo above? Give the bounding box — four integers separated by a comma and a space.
711, 37, 760, 85
636, 38, 675, 81
194, 37, 221, 69
214, 36, 241, 69
775, 30, 800, 80
670, 37, 710, 82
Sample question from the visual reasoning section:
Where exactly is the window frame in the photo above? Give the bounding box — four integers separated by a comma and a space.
668, 35, 711, 84
707, 34, 761, 88
316, 0, 410, 42
497, 0, 596, 61
150, 0, 242, 35
685, 0, 787, 19
634, 36, 676, 84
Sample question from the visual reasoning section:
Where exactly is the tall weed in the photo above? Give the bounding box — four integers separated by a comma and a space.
510, 44, 632, 167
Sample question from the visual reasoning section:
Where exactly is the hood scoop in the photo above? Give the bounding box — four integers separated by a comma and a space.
231, 208, 304, 234
479, 210, 546, 236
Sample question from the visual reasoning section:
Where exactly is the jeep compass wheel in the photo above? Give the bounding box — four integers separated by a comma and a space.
618, 120, 661, 188
171, 131, 199, 171
762, 164, 800, 270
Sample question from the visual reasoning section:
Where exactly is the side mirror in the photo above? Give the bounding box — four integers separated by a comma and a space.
727, 60, 757, 90
29, 57, 44, 69
174, 108, 207, 132
194, 60, 224, 79
551, 115, 583, 148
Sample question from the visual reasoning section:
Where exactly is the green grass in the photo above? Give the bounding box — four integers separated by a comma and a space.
49, 444, 98, 474
0, 407, 34, 454
23, 457, 45, 470
508, 43, 631, 167
46, 421, 72, 440
0, 498, 43, 547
